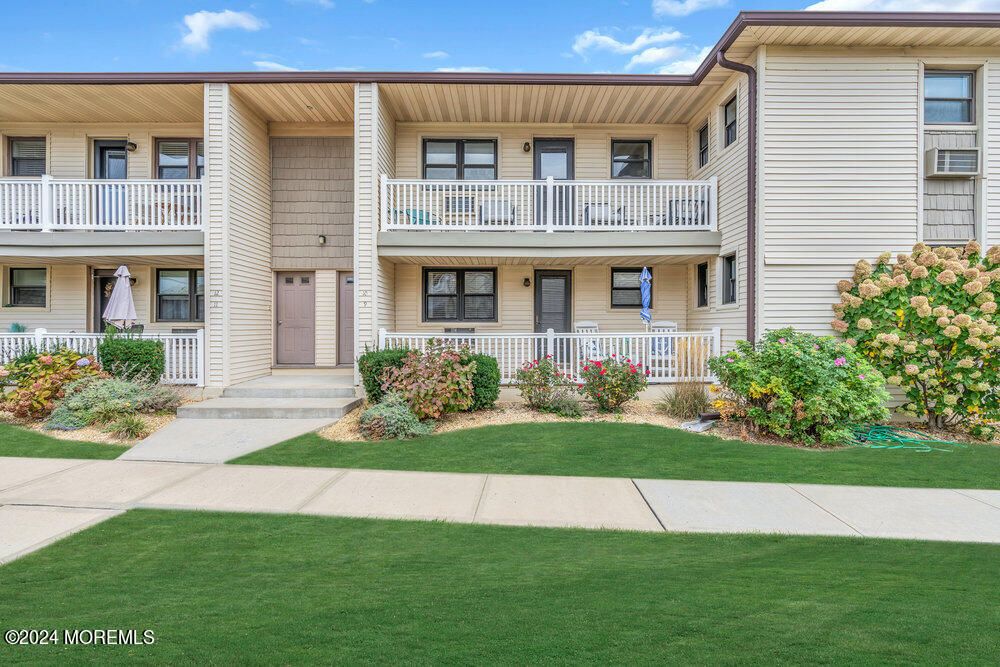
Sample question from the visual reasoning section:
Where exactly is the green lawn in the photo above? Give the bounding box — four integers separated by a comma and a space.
0, 423, 123, 460
2, 510, 998, 663
233, 422, 1000, 489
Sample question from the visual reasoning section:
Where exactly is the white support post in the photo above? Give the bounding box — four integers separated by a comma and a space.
545, 176, 555, 232
711, 327, 722, 357
33, 327, 47, 350
196, 329, 205, 387
378, 327, 387, 350
546, 328, 554, 357
379, 173, 388, 231
708, 176, 719, 232
40, 174, 53, 231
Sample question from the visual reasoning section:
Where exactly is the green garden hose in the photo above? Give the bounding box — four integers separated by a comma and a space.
846, 424, 967, 452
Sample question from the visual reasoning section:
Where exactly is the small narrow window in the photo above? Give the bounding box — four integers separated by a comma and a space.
8, 138, 46, 176
8, 268, 46, 307
723, 96, 738, 147
611, 140, 651, 179
157, 269, 204, 322
423, 268, 497, 321
156, 139, 204, 179
924, 71, 975, 124
422, 139, 497, 180
696, 262, 708, 307
698, 125, 709, 168
721, 254, 737, 305
610, 268, 647, 308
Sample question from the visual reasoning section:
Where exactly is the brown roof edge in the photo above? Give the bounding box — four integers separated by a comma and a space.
3, 11, 1000, 86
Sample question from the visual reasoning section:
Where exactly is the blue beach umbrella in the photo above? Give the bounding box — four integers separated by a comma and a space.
639, 267, 652, 325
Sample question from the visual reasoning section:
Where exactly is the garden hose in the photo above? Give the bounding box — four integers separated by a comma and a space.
846, 423, 967, 452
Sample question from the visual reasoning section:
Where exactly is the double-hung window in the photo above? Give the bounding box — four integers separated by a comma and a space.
422, 139, 497, 180
156, 269, 204, 321
611, 140, 651, 179
721, 254, 737, 305
696, 262, 709, 307
423, 268, 497, 321
698, 125, 709, 168
8, 138, 45, 176
156, 139, 204, 179
610, 268, 647, 308
8, 268, 46, 307
723, 96, 738, 147
924, 71, 975, 124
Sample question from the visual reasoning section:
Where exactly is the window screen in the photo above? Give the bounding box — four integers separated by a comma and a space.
9, 268, 46, 306
10, 138, 45, 176
423, 268, 497, 321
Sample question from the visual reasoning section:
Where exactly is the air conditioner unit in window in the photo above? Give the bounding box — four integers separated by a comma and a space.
925, 147, 981, 177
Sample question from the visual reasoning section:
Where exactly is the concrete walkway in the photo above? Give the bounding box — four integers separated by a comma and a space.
3, 456, 1000, 564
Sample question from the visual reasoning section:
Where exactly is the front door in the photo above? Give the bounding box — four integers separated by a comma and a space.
533, 139, 574, 227
94, 140, 127, 179
337, 272, 354, 365
275, 271, 316, 365
92, 270, 117, 332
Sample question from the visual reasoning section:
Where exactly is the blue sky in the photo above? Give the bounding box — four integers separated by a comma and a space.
0, 0, 979, 74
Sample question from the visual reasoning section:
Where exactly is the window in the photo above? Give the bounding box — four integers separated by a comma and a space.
423, 268, 497, 321
8, 268, 46, 307
422, 139, 497, 180
610, 268, 647, 308
924, 71, 975, 124
156, 269, 204, 321
156, 139, 204, 179
697, 125, 709, 168
723, 96, 738, 147
696, 262, 708, 307
8, 138, 45, 176
611, 140, 651, 179
721, 254, 737, 305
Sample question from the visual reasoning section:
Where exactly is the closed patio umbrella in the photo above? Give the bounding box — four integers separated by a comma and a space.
639, 267, 652, 328
102, 265, 138, 330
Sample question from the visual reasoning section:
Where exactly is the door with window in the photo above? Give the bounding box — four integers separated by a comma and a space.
94, 140, 127, 225
276, 272, 316, 365
533, 139, 574, 227
534, 270, 572, 360
92, 269, 117, 332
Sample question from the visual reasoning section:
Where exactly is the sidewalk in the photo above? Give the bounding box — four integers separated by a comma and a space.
3, 456, 1000, 563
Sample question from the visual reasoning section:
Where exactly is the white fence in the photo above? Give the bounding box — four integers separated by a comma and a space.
381, 175, 717, 231
0, 329, 204, 385
378, 328, 721, 384
0, 176, 203, 230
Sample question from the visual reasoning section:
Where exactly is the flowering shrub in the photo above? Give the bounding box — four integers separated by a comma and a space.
513, 356, 567, 409
832, 242, 1000, 439
577, 356, 648, 412
382, 339, 475, 419
708, 328, 890, 445
1, 349, 105, 419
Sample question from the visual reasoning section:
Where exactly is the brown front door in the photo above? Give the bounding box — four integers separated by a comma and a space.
337, 272, 354, 365
276, 272, 315, 365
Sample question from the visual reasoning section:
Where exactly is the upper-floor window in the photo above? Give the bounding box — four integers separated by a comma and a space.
721, 254, 737, 305
696, 262, 708, 307
422, 139, 497, 180
697, 125, 709, 168
611, 140, 651, 179
8, 267, 46, 307
610, 267, 648, 308
924, 71, 974, 124
723, 96, 738, 147
156, 139, 204, 179
156, 268, 204, 322
8, 138, 45, 176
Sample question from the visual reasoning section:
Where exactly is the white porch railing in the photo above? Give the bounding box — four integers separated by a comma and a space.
378, 328, 721, 384
0, 329, 204, 385
0, 176, 204, 230
381, 175, 717, 232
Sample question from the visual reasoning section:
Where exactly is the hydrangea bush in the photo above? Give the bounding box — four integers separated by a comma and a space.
382, 339, 475, 419
0, 349, 105, 419
708, 328, 890, 445
831, 242, 1000, 439
577, 356, 648, 412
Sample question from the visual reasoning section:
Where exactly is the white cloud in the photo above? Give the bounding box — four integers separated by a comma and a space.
572, 27, 684, 58
806, 0, 1000, 8
655, 45, 712, 74
435, 66, 499, 73
422, 51, 450, 59
298, 37, 321, 46
652, 0, 728, 16
287, 0, 335, 7
179, 10, 265, 52
254, 60, 299, 71
625, 45, 686, 70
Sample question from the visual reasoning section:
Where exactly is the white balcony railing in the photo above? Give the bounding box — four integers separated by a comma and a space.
0, 176, 204, 231
378, 328, 721, 384
381, 175, 717, 232
0, 329, 204, 385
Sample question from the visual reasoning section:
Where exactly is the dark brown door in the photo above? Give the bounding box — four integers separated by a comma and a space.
337, 272, 354, 365
534, 270, 571, 333
533, 139, 574, 227
276, 272, 316, 365
92, 269, 117, 332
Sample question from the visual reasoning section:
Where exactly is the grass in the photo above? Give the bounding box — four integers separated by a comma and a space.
234, 422, 1000, 489
0, 422, 123, 460
2, 510, 999, 663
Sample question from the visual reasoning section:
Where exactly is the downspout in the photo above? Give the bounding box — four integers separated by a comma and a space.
716, 50, 757, 342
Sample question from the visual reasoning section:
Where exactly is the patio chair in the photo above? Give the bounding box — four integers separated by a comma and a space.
573, 321, 606, 362
479, 201, 515, 226
583, 203, 619, 226
649, 320, 678, 374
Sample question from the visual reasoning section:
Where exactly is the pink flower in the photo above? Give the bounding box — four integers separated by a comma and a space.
834, 357, 846, 367
859, 374, 866, 379
578, 384, 584, 389
725, 358, 735, 363
39, 355, 53, 365
813, 344, 820, 349
779, 338, 787, 344
611, 354, 616, 357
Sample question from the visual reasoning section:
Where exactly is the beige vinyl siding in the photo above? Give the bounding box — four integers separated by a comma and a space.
375, 99, 396, 334
684, 68, 750, 350
314, 269, 337, 367
394, 123, 687, 180
204, 83, 227, 386
0, 122, 202, 178
985, 58, 1000, 248
390, 263, 686, 333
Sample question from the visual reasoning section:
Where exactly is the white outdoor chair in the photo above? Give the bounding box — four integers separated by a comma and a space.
583, 203, 619, 226
650, 320, 678, 364
479, 201, 515, 226
573, 321, 606, 362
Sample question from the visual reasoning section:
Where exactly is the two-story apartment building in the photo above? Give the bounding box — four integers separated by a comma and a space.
3, 11, 1000, 392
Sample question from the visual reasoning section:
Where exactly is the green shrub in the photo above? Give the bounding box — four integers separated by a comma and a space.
658, 381, 712, 420
514, 356, 566, 409
45, 404, 87, 431
467, 353, 500, 410
357, 347, 409, 403
359, 392, 433, 440
0, 349, 104, 419
708, 327, 890, 446
105, 413, 149, 440
578, 356, 648, 412
543, 390, 584, 418
382, 340, 475, 419
45, 377, 180, 430
833, 242, 1000, 439
97, 334, 165, 382
1, 346, 41, 386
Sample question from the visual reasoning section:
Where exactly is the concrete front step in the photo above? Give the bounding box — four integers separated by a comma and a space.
223, 386, 355, 399
178, 397, 362, 420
